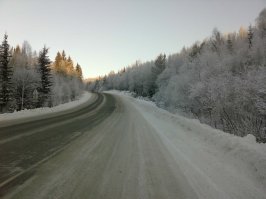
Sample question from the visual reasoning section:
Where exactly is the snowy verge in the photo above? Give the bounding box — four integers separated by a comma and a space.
106, 90, 266, 198
0, 92, 92, 123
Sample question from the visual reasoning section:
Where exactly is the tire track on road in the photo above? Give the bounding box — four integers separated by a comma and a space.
0, 93, 116, 198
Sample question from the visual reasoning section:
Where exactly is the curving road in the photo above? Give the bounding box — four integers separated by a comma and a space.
1, 92, 263, 199
0, 93, 116, 197
0, 92, 198, 199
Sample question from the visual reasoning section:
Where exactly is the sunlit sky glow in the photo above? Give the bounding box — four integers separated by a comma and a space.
0, 0, 265, 78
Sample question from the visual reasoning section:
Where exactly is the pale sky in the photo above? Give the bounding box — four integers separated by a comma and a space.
0, 0, 265, 78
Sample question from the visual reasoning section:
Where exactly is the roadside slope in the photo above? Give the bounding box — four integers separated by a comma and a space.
111, 91, 266, 199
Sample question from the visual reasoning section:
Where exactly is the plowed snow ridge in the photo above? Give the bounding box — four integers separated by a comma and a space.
0, 92, 92, 122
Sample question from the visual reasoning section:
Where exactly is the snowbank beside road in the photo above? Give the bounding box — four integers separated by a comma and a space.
0, 92, 92, 122
107, 90, 266, 199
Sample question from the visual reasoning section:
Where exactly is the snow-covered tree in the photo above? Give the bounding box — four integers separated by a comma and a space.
13, 67, 40, 110
88, 8, 266, 141
75, 63, 83, 80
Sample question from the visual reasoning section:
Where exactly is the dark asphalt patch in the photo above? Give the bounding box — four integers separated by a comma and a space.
0, 93, 116, 197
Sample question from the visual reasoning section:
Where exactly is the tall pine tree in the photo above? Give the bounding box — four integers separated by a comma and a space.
62, 50, 66, 60
0, 33, 13, 112
227, 35, 233, 54
148, 54, 166, 97
54, 52, 62, 69
38, 46, 52, 107
248, 25, 253, 49
66, 56, 74, 75
75, 63, 83, 80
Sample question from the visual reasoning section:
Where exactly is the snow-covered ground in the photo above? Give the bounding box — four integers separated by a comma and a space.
107, 90, 266, 199
3, 90, 266, 199
0, 92, 92, 122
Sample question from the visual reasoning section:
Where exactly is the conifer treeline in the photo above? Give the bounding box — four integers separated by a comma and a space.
0, 34, 84, 113
53, 50, 83, 80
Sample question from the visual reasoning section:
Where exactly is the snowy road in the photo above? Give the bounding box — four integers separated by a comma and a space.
1, 92, 266, 199
0, 93, 116, 197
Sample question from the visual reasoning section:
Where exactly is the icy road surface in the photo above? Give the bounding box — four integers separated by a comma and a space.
1, 92, 266, 199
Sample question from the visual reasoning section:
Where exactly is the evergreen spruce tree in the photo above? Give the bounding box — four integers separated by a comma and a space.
154, 54, 166, 74
75, 63, 83, 80
0, 33, 13, 112
54, 52, 62, 68
53, 51, 64, 74
248, 25, 253, 49
67, 56, 74, 75
189, 43, 200, 59
38, 46, 52, 107
148, 54, 166, 97
62, 50, 66, 60
227, 35, 233, 54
